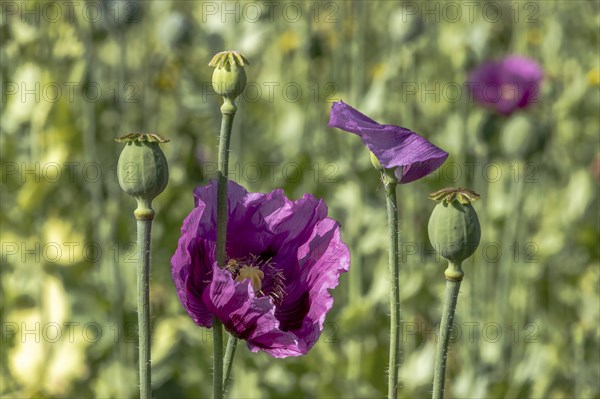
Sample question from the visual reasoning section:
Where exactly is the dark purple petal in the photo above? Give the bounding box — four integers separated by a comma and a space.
328, 101, 448, 183
468, 55, 543, 115
191, 180, 249, 240
171, 207, 214, 327
280, 217, 350, 353
261, 193, 329, 282
184, 238, 216, 327
202, 264, 307, 358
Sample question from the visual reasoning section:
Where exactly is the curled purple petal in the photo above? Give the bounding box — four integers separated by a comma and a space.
171, 180, 350, 357
328, 101, 448, 183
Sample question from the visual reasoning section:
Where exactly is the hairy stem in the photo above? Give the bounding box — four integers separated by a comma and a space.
223, 335, 238, 391
212, 317, 224, 399
136, 214, 153, 399
432, 262, 464, 399
216, 101, 235, 267
385, 182, 400, 399
214, 98, 237, 399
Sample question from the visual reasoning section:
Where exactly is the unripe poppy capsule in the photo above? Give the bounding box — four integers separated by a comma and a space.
209, 50, 249, 101
427, 188, 481, 268
116, 133, 169, 220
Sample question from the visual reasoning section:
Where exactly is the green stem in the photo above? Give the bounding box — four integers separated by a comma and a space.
223, 335, 238, 391
216, 99, 236, 266
136, 211, 154, 399
384, 182, 400, 399
212, 317, 224, 399
214, 97, 237, 399
432, 262, 464, 399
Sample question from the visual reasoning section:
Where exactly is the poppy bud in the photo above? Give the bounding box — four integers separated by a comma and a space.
370, 151, 399, 186
427, 188, 481, 276
116, 133, 169, 220
369, 150, 383, 171
209, 50, 249, 101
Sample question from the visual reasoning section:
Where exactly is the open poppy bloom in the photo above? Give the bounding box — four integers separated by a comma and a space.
468, 55, 543, 116
171, 181, 350, 358
328, 101, 449, 183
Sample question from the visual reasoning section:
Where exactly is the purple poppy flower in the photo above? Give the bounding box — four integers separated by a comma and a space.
328, 101, 449, 183
468, 55, 543, 115
171, 180, 350, 358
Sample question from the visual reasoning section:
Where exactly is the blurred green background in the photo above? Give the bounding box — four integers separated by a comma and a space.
1, 1, 599, 398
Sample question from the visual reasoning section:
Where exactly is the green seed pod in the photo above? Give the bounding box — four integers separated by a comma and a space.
427, 188, 481, 268
116, 133, 169, 220
500, 114, 539, 159
209, 50, 249, 100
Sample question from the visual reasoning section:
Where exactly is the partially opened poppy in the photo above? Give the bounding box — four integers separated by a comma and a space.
328, 101, 449, 183
468, 55, 543, 116
171, 181, 350, 358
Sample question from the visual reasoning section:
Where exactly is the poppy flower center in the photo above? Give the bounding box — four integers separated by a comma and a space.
500, 83, 518, 101
235, 265, 264, 292
225, 255, 286, 304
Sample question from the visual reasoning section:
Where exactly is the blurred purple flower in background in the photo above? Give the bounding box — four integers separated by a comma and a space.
171, 181, 350, 358
468, 55, 543, 116
329, 101, 449, 183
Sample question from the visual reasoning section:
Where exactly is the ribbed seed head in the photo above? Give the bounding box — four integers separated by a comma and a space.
209, 50, 249, 99
428, 188, 481, 264
116, 133, 169, 205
